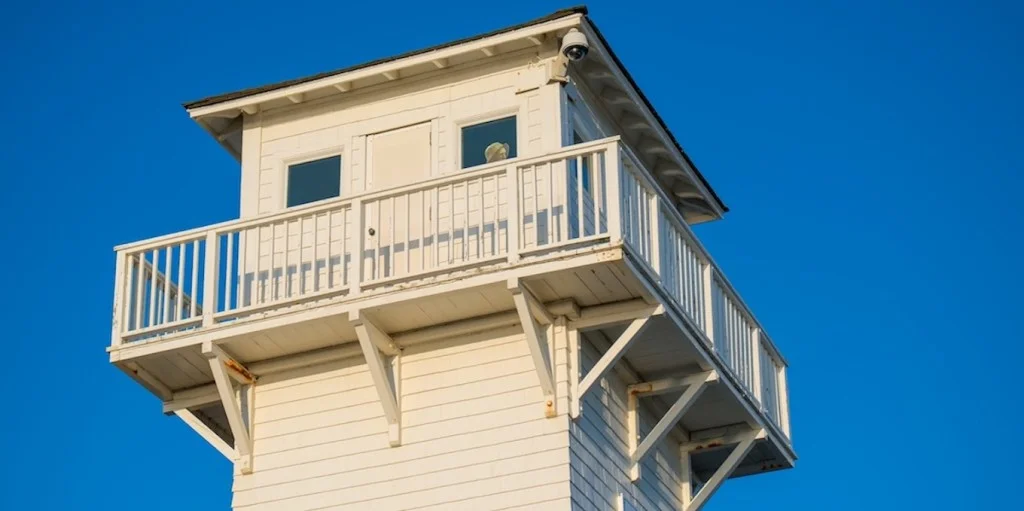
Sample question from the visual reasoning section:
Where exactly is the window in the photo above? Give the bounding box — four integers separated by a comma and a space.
461, 116, 517, 169
286, 155, 341, 207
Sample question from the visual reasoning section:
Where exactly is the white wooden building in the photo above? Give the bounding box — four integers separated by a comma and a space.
108, 6, 795, 510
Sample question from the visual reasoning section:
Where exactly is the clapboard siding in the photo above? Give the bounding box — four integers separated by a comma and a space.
569, 332, 684, 511
233, 50, 564, 311
251, 50, 558, 216
233, 327, 572, 510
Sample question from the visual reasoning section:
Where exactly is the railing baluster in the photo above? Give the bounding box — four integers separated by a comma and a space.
239, 230, 247, 307
547, 161, 555, 245
148, 249, 159, 327
283, 219, 291, 298
298, 217, 306, 295
419, 190, 426, 271
340, 207, 348, 288
312, 214, 319, 293
751, 328, 762, 404
389, 196, 395, 276
462, 180, 469, 262
592, 153, 600, 235
376, 200, 382, 279
478, 177, 485, 258
432, 188, 439, 270
576, 155, 584, 238
339, 207, 347, 290
175, 242, 185, 321
325, 211, 333, 290
351, 199, 364, 295
162, 246, 172, 324
190, 240, 199, 318
406, 194, 411, 275
531, 165, 539, 247
447, 185, 454, 264
225, 230, 234, 311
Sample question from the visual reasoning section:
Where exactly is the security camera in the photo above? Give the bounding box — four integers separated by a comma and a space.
560, 28, 589, 62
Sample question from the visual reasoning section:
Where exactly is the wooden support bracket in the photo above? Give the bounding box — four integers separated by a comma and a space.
628, 371, 718, 481
174, 409, 234, 460
684, 428, 765, 511
350, 310, 402, 446
202, 342, 254, 474
509, 278, 556, 417
574, 307, 661, 418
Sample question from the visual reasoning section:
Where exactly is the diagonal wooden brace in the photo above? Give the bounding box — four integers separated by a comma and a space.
202, 342, 254, 474
574, 307, 662, 418
508, 278, 556, 417
174, 409, 234, 460
350, 310, 402, 446
628, 370, 718, 481
684, 428, 765, 511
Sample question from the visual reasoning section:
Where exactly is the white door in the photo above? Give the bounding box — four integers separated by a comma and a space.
366, 122, 433, 191
364, 122, 433, 280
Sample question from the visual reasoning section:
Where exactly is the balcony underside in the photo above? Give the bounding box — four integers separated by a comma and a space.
584, 315, 794, 480
111, 243, 640, 386
112, 242, 792, 478
110, 138, 792, 486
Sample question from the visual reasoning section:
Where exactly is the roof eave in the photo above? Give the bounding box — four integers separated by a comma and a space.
579, 18, 728, 215
184, 10, 586, 119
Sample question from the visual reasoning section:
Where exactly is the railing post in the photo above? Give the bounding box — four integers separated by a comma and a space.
604, 144, 622, 243
649, 196, 661, 278
751, 328, 763, 405
778, 364, 791, 437
702, 263, 715, 345
506, 163, 520, 264
203, 231, 219, 326
110, 250, 128, 347
351, 198, 364, 295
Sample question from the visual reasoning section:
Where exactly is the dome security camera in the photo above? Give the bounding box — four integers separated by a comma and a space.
560, 28, 589, 62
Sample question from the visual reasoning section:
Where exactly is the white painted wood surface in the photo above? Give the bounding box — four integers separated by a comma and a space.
110, 15, 797, 510
570, 332, 684, 511
112, 135, 791, 438
230, 329, 572, 510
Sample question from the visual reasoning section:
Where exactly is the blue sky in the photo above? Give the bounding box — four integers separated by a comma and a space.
1, 1, 1021, 509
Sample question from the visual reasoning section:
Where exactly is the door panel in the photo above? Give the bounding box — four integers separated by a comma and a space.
365, 122, 433, 282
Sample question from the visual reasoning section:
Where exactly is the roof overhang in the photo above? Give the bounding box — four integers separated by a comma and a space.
185, 6, 727, 220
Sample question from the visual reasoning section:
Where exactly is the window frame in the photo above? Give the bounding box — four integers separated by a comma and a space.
454, 109, 522, 171
280, 147, 345, 210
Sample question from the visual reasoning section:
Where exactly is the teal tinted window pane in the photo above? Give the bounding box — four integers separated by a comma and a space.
287, 156, 341, 207
461, 117, 517, 169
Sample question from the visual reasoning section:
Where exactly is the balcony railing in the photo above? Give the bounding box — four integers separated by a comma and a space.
615, 145, 790, 437
110, 136, 789, 437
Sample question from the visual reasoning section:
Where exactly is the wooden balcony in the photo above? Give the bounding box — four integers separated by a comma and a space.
109, 137, 794, 478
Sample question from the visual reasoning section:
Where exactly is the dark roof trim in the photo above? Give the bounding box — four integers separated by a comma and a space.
582, 18, 728, 213
183, 6, 589, 110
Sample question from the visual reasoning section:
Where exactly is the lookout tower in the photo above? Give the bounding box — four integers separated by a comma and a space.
109, 7, 794, 510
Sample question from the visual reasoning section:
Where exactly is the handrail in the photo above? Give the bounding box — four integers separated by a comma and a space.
114, 137, 623, 254
618, 144, 789, 367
